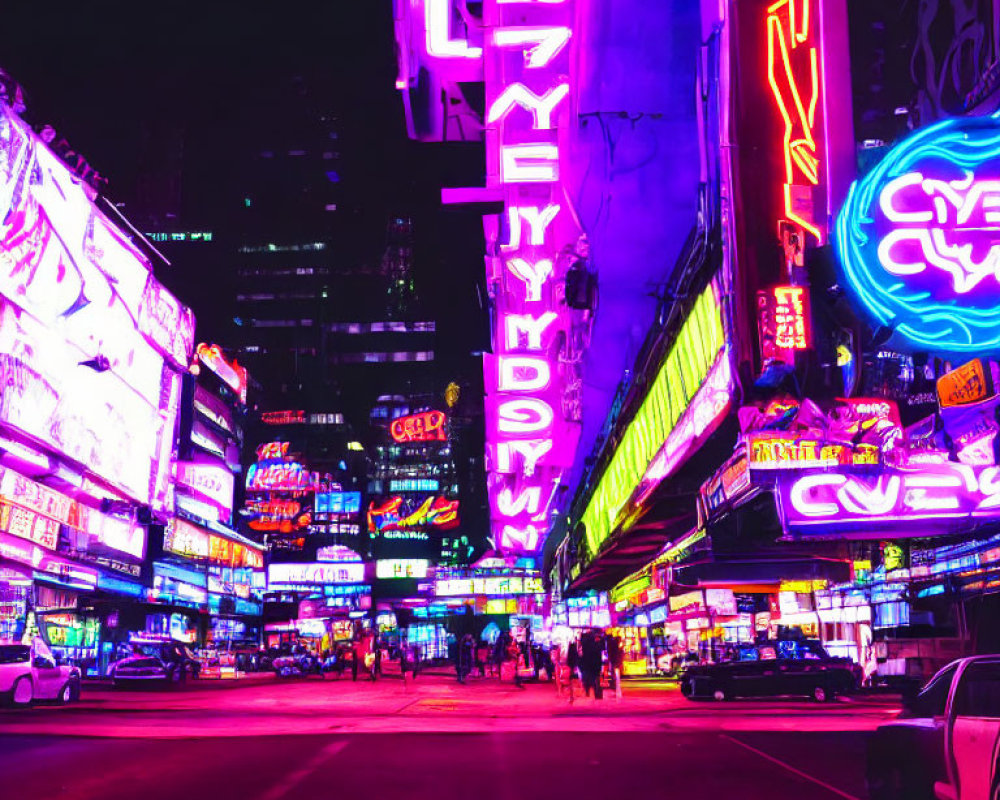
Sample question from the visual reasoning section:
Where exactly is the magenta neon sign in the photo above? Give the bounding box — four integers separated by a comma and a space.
776, 462, 1000, 538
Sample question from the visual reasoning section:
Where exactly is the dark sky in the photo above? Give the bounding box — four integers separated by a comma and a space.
1, 0, 489, 354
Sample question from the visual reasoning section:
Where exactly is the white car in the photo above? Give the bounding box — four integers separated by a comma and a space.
867, 655, 1000, 800
0, 638, 81, 707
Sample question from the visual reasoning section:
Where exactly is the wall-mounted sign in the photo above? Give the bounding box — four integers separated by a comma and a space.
193, 385, 236, 434
367, 495, 459, 532
314, 492, 362, 515
261, 410, 306, 425
746, 433, 879, 470
175, 460, 234, 522
757, 285, 812, 364
836, 115, 1000, 354
777, 462, 1000, 537
316, 545, 363, 563
267, 562, 366, 587
0, 532, 98, 589
196, 343, 248, 404
937, 358, 995, 408
390, 410, 447, 443
581, 280, 731, 556
375, 559, 430, 579
0, 501, 59, 550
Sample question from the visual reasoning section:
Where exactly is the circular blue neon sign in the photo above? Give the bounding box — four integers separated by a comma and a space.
836, 114, 1000, 354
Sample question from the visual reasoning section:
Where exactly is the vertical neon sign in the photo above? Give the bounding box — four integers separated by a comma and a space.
766, 0, 823, 245
406, 0, 584, 553
482, 0, 582, 553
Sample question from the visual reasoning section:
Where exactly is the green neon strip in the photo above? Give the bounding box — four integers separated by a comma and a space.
581, 281, 724, 557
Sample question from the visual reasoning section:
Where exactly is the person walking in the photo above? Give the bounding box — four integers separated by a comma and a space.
456, 633, 475, 684
580, 629, 604, 699
606, 632, 624, 701
566, 638, 580, 704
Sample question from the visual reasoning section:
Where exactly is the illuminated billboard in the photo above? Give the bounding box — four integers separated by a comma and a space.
375, 559, 430, 579
175, 459, 234, 523
196, 343, 247, 404
267, 562, 366, 588
390, 410, 446, 443
367, 495, 459, 533
580, 279, 732, 557
0, 102, 192, 509
836, 114, 1000, 354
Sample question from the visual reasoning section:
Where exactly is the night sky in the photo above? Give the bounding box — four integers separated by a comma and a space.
0, 0, 488, 356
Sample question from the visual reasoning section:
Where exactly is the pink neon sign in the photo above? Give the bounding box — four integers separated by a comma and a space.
480, 0, 583, 554
776, 462, 1000, 538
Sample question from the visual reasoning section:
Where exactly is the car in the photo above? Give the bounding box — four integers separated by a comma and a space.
0, 638, 81, 707
109, 639, 201, 688
680, 639, 858, 702
866, 655, 1000, 800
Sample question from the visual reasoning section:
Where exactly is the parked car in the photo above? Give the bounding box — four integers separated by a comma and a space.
109, 639, 201, 687
866, 655, 1000, 800
680, 640, 858, 702
0, 638, 81, 707
272, 644, 321, 677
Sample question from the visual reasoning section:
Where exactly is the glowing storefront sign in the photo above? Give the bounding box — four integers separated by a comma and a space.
164, 518, 211, 559
390, 410, 447, 443
376, 559, 430, 579
314, 492, 362, 515
746, 433, 879, 469
0, 532, 98, 589
175, 460, 234, 522
836, 114, 1000, 353
261, 410, 306, 425
0, 502, 59, 550
0, 466, 74, 526
581, 280, 731, 556
196, 343, 247, 404
777, 462, 1000, 537
267, 562, 366, 587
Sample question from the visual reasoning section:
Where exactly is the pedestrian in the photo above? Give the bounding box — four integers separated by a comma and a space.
456, 633, 474, 684
492, 632, 508, 682
606, 633, 624, 701
566, 638, 580, 703
551, 641, 564, 696
580, 629, 604, 699
476, 639, 489, 677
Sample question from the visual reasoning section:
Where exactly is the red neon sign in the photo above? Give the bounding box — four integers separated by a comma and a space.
757, 284, 811, 363
766, 0, 822, 244
390, 410, 447, 443
261, 410, 306, 425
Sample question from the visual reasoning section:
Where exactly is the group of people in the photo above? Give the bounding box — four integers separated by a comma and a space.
558, 628, 623, 702
449, 627, 625, 702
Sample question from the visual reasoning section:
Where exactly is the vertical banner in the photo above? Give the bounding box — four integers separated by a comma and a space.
481, 0, 585, 553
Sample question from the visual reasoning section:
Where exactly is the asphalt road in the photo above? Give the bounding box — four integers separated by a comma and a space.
0, 673, 891, 798
0, 731, 871, 800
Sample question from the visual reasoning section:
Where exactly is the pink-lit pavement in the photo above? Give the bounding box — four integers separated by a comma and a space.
0, 665, 901, 739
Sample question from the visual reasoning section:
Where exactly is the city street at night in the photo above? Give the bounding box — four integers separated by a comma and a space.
2, 0, 1000, 798
0, 671, 890, 799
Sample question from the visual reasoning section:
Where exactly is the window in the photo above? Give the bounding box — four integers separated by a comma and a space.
912, 664, 959, 718
0, 645, 29, 664
954, 661, 1000, 718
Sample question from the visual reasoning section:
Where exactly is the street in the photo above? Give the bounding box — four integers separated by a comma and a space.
0, 670, 895, 799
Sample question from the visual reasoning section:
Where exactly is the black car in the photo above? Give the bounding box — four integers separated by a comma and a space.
680, 640, 858, 702
109, 639, 201, 687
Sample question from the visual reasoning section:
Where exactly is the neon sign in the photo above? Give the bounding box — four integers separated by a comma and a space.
196, 343, 247, 404
175, 460, 234, 522
777, 462, 1000, 537
746, 433, 879, 470
766, 0, 823, 243
367, 495, 459, 532
937, 358, 994, 408
580, 280, 731, 557
376, 559, 430, 579
390, 410, 447, 443
261, 410, 306, 425
836, 114, 1000, 353
757, 285, 811, 363
267, 562, 365, 587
